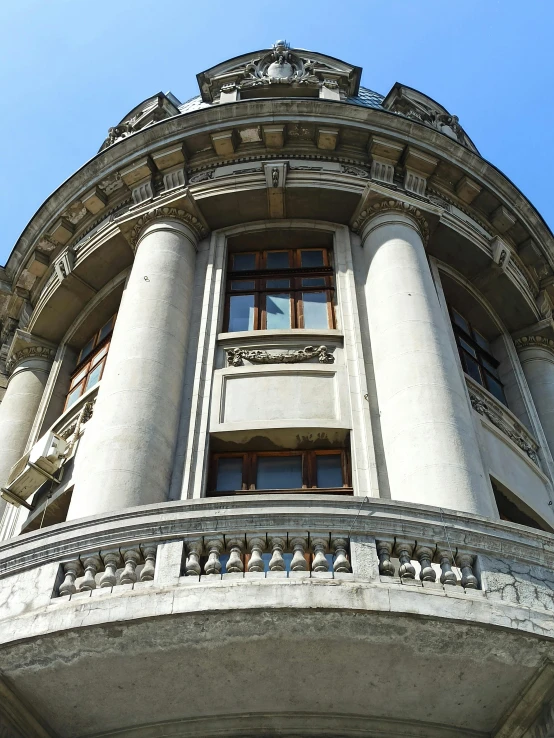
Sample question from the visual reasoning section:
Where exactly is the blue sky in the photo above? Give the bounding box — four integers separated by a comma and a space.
0, 0, 552, 266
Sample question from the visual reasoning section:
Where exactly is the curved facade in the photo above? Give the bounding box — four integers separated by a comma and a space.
1, 42, 554, 737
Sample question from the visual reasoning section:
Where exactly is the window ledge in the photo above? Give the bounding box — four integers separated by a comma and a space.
207, 487, 353, 497
218, 329, 343, 344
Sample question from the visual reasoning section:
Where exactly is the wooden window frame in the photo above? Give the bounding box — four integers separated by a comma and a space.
64, 314, 116, 410
224, 248, 336, 332
208, 449, 352, 496
448, 306, 507, 405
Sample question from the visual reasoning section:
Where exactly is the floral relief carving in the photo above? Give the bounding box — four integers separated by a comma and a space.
6, 346, 56, 375
226, 345, 334, 367
352, 199, 430, 243
129, 207, 207, 249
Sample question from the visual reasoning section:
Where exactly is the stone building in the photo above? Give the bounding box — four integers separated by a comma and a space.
1, 40, 554, 737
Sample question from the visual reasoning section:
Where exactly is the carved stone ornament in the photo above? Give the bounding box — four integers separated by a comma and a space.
352, 199, 430, 244
469, 390, 539, 465
6, 346, 56, 375
514, 335, 554, 356
340, 164, 370, 178
226, 345, 334, 367
189, 170, 215, 184
129, 207, 207, 250
59, 398, 96, 440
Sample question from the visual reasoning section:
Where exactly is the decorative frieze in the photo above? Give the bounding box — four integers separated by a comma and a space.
129, 207, 206, 250
352, 198, 430, 244
514, 335, 554, 356
6, 345, 56, 375
226, 345, 334, 367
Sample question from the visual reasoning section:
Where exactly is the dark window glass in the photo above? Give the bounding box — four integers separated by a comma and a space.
266, 251, 290, 269
257, 456, 303, 489
485, 375, 507, 405
266, 279, 290, 288
463, 354, 482, 384
316, 455, 343, 488
231, 280, 255, 291
300, 250, 324, 268
229, 294, 255, 332
302, 277, 326, 287
473, 329, 490, 352
216, 458, 243, 491
98, 316, 115, 344
458, 338, 477, 358
79, 337, 95, 364
481, 357, 499, 378
232, 253, 257, 271
452, 309, 470, 334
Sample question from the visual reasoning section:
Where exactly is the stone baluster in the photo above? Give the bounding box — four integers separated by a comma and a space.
185, 538, 202, 576
204, 536, 224, 575
415, 545, 436, 583
456, 552, 478, 589
247, 536, 266, 573
376, 540, 395, 577
437, 546, 458, 586
331, 537, 351, 573
268, 535, 287, 572
120, 547, 141, 585
290, 536, 309, 572
140, 544, 157, 582
395, 541, 416, 580
311, 535, 330, 573
100, 550, 121, 588
79, 554, 102, 592
59, 559, 82, 596
226, 537, 245, 573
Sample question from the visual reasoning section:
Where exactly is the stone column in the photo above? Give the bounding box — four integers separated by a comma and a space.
359, 205, 495, 517
515, 337, 554, 459
68, 212, 199, 519
0, 333, 55, 517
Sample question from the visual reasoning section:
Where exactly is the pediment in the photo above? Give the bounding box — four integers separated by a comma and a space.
99, 92, 182, 152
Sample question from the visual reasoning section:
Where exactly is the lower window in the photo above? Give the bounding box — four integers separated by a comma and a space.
209, 450, 352, 495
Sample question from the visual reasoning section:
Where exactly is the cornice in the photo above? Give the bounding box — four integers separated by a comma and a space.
129, 206, 207, 250
352, 198, 430, 244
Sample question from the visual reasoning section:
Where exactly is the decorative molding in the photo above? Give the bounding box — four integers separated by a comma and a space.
6, 346, 56, 375
59, 399, 96, 440
352, 198, 430, 243
129, 207, 207, 249
469, 386, 539, 465
341, 164, 369, 178
514, 335, 554, 356
226, 345, 334, 367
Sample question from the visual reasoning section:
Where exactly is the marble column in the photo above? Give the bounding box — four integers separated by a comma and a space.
515, 338, 554, 459
0, 334, 55, 518
68, 214, 198, 519
360, 206, 495, 517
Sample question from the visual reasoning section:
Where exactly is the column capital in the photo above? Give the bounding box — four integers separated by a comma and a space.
352, 197, 430, 244
514, 335, 554, 357
5, 330, 56, 376
129, 206, 208, 252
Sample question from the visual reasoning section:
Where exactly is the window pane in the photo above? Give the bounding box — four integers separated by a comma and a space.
232, 253, 256, 271
463, 353, 482, 384
256, 456, 302, 489
485, 374, 507, 405
302, 292, 329, 329
458, 338, 477, 358
231, 280, 255, 291
316, 455, 343, 488
216, 458, 243, 491
266, 251, 290, 269
265, 279, 290, 288
473, 329, 490, 352
85, 360, 104, 391
70, 365, 88, 390
482, 357, 499, 378
300, 250, 324, 268
78, 337, 96, 364
302, 277, 326, 287
66, 383, 84, 409
229, 294, 255, 332
452, 310, 470, 334
91, 343, 109, 367
266, 294, 291, 329
98, 315, 115, 344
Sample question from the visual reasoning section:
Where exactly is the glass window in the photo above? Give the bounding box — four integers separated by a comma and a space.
98, 316, 115, 344
451, 309, 470, 334
85, 361, 104, 391
266, 251, 290, 269
228, 294, 255, 332
316, 455, 343, 488
485, 375, 507, 405
473, 329, 490, 352
300, 250, 324, 268
265, 279, 290, 288
302, 292, 328, 329
458, 338, 477, 358
463, 354, 482, 384
78, 337, 95, 364
266, 294, 291, 329
257, 456, 303, 489
232, 253, 257, 271
216, 458, 243, 491
65, 314, 117, 410
65, 384, 84, 409
302, 277, 326, 287
231, 280, 255, 291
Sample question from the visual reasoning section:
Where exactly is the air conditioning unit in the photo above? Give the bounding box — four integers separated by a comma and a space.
1, 432, 68, 508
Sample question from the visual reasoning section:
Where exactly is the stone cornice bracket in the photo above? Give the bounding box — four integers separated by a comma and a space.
351, 197, 430, 245
6, 330, 57, 376
129, 206, 207, 252
514, 335, 554, 356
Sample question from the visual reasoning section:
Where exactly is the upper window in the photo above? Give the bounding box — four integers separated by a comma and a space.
224, 248, 336, 332
209, 450, 351, 496
449, 307, 507, 405
65, 314, 116, 410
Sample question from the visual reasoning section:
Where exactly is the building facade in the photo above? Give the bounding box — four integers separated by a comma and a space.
1, 41, 554, 737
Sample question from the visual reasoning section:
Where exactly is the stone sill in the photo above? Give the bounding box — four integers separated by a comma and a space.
217, 328, 343, 345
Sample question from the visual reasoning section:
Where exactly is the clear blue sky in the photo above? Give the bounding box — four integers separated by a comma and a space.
1, 0, 552, 266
